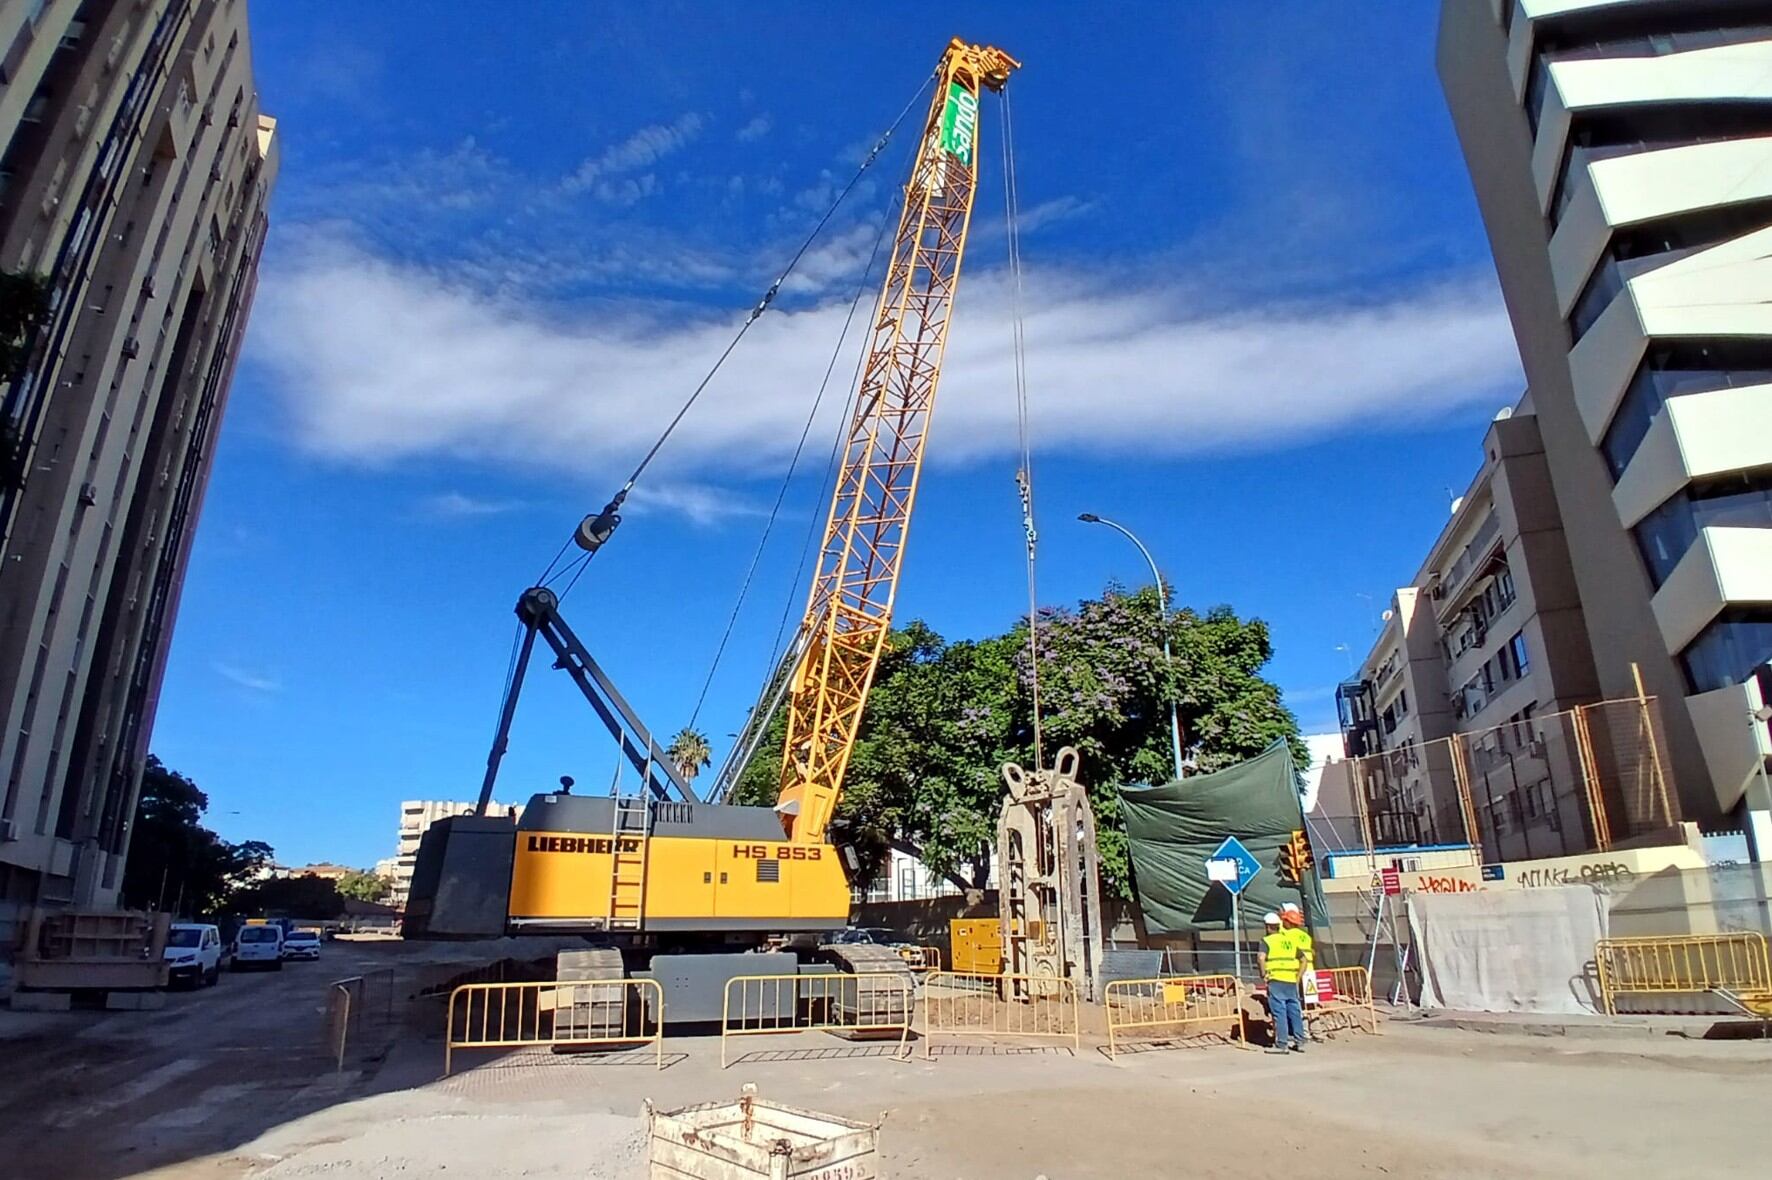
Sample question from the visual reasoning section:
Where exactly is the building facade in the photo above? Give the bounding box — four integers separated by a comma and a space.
1438, 0, 1772, 847
1338, 407, 1615, 859
0, 0, 277, 927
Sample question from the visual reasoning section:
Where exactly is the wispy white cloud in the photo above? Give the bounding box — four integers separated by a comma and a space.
248, 229, 1522, 488
626, 483, 776, 527
417, 491, 525, 519
563, 113, 706, 195
214, 664, 282, 693
736, 114, 773, 142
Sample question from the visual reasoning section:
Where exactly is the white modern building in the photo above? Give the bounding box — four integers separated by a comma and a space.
1439, 0, 1772, 851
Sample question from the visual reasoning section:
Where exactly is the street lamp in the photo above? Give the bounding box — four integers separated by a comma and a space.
1077, 512, 1185, 781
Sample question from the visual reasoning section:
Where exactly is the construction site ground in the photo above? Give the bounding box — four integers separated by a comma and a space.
2, 939, 1769, 1180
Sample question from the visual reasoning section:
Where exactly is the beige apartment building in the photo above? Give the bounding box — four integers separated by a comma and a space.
0, 0, 277, 932
1437, 0, 1772, 855
1339, 408, 1611, 859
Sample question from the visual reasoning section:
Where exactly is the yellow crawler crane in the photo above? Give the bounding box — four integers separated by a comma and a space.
405, 40, 1020, 1016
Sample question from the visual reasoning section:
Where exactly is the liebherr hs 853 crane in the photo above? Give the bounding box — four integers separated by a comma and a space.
404, 40, 1019, 1007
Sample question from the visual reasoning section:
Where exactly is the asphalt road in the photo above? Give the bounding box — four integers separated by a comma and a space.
0, 940, 404, 1180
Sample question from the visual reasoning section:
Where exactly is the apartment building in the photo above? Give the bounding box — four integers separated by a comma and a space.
1338, 407, 1607, 858
1438, 0, 1772, 848
0, 0, 277, 929
387, 799, 523, 908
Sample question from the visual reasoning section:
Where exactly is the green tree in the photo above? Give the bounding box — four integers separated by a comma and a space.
336, 870, 391, 903
731, 583, 1303, 899
1025, 585, 1306, 895
666, 726, 712, 786
229, 874, 346, 919
120, 756, 273, 916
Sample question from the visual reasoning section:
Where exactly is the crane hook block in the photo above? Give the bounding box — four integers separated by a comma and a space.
574, 499, 624, 553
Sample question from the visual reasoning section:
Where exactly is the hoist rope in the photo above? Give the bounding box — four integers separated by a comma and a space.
1000, 83, 1044, 769
531, 70, 934, 590
609, 74, 934, 503
685, 193, 897, 731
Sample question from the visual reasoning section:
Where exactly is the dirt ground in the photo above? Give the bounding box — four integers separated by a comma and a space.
2, 940, 1769, 1179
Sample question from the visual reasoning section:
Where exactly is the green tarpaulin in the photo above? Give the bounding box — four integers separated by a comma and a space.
1117, 740, 1329, 937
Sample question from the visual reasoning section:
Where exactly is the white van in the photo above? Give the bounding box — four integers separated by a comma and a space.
164, 922, 224, 988
232, 923, 284, 970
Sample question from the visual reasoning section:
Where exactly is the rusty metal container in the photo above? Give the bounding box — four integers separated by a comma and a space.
646, 1084, 881, 1179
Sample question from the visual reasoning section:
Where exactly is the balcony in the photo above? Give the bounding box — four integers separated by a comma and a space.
1440, 511, 1503, 603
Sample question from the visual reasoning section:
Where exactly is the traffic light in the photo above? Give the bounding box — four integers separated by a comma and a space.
1279, 829, 1313, 883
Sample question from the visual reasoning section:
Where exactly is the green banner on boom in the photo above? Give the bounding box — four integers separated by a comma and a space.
938, 80, 978, 166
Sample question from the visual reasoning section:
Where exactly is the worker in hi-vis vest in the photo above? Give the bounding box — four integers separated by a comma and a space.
1258, 905, 1314, 1054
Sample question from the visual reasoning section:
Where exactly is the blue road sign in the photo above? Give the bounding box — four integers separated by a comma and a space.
1206, 836, 1262, 895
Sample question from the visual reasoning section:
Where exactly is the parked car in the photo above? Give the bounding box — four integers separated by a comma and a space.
281, 928, 322, 961
163, 923, 225, 988
232, 923, 284, 970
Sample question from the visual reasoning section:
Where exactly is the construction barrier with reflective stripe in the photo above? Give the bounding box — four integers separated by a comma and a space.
1596, 932, 1771, 1015
444, 979, 664, 1075
1314, 966, 1380, 1034
720, 972, 913, 1068
1103, 974, 1247, 1059
920, 971, 1079, 1058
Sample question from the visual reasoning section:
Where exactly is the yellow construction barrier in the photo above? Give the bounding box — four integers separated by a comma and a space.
1312, 966, 1380, 1035
444, 978, 664, 1075
720, 972, 913, 1068
1596, 932, 1772, 1015
920, 970, 1079, 1058
900, 944, 942, 973
1103, 974, 1247, 1059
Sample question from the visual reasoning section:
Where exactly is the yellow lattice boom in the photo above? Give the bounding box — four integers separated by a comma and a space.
776, 39, 1020, 843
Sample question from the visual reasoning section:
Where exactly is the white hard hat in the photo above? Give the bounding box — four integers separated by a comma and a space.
1280, 902, 1302, 914
1262, 912, 1281, 925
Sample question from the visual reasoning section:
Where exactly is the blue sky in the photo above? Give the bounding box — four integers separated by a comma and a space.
151, 2, 1524, 869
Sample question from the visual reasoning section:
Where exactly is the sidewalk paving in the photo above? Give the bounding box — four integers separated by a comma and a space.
1395, 1006, 1744, 1039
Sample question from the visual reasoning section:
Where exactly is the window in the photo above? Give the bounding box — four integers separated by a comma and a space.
1601, 341, 1772, 480
1509, 631, 1530, 678
1633, 471, 1772, 588
1568, 255, 1627, 343
1569, 196, 1772, 346
1525, 52, 1553, 137
1495, 567, 1516, 611
1681, 609, 1772, 694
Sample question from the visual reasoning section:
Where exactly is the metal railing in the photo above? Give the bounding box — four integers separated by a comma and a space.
444, 979, 664, 1074
901, 945, 942, 973
719, 972, 913, 1068
1103, 974, 1247, 1059
1312, 966, 1380, 1035
1596, 932, 1771, 1015
920, 971, 1079, 1058
325, 976, 359, 1072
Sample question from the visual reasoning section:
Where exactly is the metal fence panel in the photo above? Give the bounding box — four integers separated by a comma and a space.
1103, 974, 1247, 1059
719, 973, 913, 1068
444, 979, 664, 1074
920, 971, 1079, 1058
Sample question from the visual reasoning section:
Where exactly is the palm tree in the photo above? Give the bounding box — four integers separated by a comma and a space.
667, 726, 712, 785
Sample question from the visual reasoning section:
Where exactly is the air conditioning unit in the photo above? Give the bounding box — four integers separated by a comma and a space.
121, 337, 140, 359
141, 274, 156, 296
0, 818, 18, 842
227, 111, 240, 128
